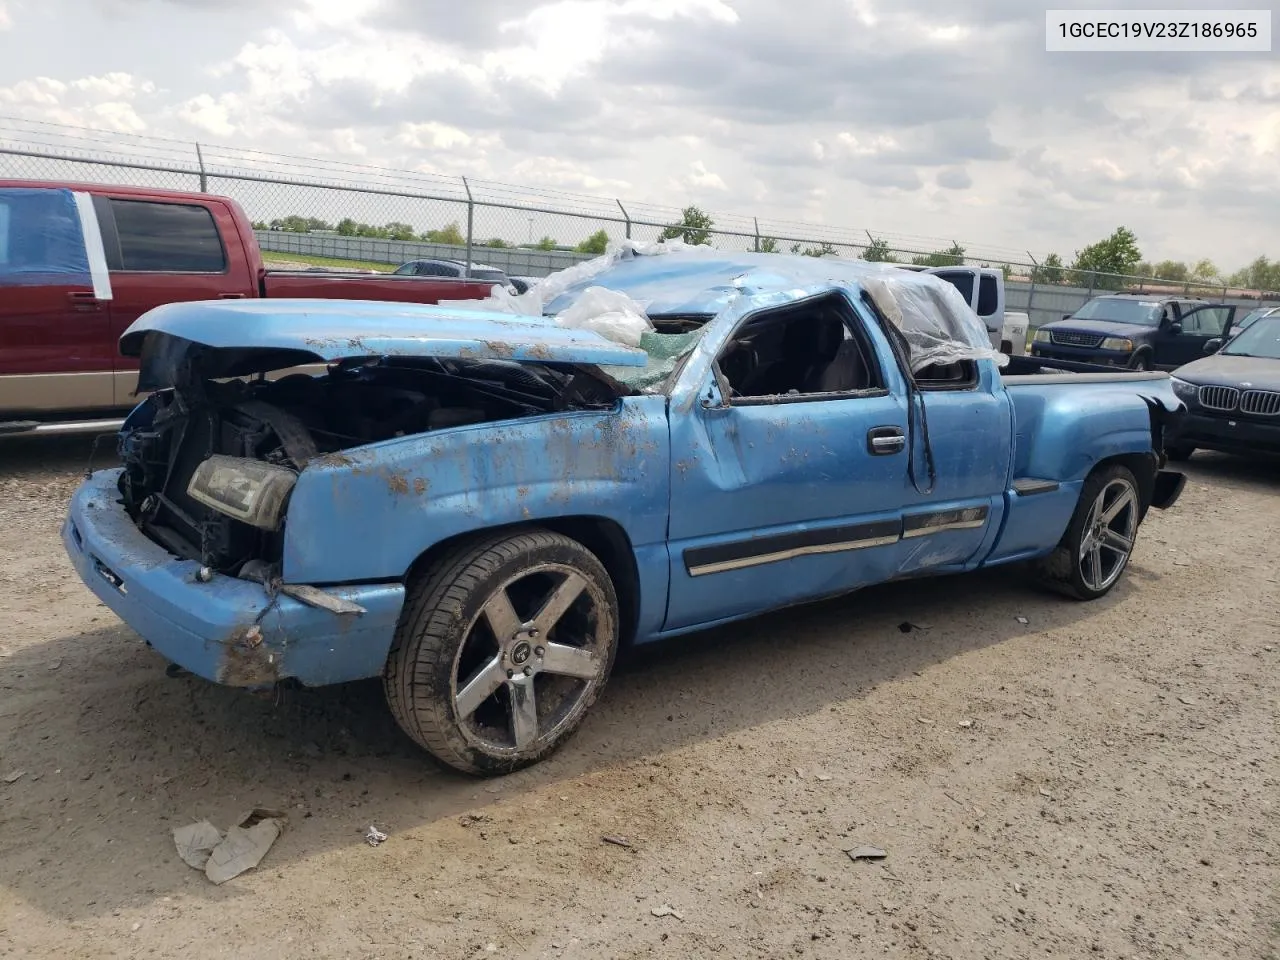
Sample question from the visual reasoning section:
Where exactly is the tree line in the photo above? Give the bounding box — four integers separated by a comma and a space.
254, 213, 1278, 292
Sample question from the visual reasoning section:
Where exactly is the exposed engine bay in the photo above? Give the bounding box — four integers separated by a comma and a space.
117, 356, 621, 577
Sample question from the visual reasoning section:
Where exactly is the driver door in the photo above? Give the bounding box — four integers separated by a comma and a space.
664, 292, 912, 631
1156, 304, 1235, 368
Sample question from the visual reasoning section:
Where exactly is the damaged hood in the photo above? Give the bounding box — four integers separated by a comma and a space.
121, 298, 648, 390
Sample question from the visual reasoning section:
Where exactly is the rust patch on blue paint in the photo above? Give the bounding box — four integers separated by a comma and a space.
216, 623, 281, 687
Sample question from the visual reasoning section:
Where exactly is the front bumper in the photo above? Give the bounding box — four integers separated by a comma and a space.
1166, 411, 1280, 457
62, 469, 405, 687
1030, 343, 1135, 366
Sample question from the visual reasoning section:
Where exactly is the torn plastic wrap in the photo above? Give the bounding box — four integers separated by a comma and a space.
0, 187, 111, 299
551, 285, 653, 348
860, 272, 1007, 372
442, 244, 1002, 370
434, 239, 705, 345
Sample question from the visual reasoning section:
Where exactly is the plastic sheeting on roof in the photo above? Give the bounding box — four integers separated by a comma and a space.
440, 240, 1005, 372
858, 270, 1006, 372
436, 240, 707, 347
0, 188, 107, 295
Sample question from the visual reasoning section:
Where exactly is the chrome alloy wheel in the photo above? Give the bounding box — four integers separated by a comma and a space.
450, 563, 609, 758
1077, 477, 1139, 593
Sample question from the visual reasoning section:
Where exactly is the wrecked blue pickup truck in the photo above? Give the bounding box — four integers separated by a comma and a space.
63, 247, 1186, 775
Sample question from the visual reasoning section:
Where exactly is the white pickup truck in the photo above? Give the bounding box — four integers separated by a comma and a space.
899, 264, 1029, 356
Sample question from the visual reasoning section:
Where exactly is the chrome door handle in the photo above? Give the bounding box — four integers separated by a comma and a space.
868, 426, 906, 455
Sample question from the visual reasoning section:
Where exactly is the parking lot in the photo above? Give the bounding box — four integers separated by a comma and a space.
0, 436, 1276, 959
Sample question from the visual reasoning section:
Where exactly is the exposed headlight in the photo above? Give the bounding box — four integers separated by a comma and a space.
186, 455, 298, 531
1033, 329, 1052, 343
1101, 337, 1133, 351
1170, 377, 1199, 403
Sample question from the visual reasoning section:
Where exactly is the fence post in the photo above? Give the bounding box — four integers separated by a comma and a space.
462, 176, 474, 278
753, 217, 761, 253
1087, 271, 1096, 299
1025, 252, 1039, 333
616, 199, 631, 240
194, 142, 207, 193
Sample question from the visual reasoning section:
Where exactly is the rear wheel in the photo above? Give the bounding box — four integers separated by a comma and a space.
1034, 464, 1142, 601
384, 529, 619, 776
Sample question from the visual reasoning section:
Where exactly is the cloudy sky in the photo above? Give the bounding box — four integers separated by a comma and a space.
0, 0, 1276, 268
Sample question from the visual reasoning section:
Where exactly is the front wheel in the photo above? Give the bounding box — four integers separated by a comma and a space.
1033, 464, 1142, 600
1165, 444, 1195, 461
1130, 353, 1152, 371
384, 529, 619, 776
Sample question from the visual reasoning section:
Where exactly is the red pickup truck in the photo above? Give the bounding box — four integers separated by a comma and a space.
0, 180, 497, 435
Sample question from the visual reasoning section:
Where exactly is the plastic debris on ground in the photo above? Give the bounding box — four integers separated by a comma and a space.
172, 808, 287, 884
173, 820, 224, 870
365, 825, 388, 846
846, 846, 888, 862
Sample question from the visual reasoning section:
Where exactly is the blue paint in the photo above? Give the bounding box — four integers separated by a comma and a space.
64, 470, 405, 687
120, 297, 649, 377
64, 253, 1185, 690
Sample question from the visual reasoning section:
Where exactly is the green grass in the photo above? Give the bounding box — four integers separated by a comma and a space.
261, 252, 397, 273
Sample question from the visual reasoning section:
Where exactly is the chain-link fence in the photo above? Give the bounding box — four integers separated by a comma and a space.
2, 116, 1275, 332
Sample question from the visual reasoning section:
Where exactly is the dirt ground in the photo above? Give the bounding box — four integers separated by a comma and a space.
0, 436, 1276, 960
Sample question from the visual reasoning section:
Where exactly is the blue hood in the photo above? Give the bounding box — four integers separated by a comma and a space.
121, 298, 647, 390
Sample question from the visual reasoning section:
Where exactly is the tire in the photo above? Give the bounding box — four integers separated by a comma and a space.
1033, 464, 1142, 601
1130, 353, 1152, 371
1165, 444, 1194, 461
384, 528, 619, 776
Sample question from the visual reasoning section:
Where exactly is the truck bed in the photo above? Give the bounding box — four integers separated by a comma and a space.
999, 354, 1167, 380
1002, 370, 1172, 386
261, 271, 499, 302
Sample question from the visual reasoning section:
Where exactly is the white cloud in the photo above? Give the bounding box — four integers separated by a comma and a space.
484, 0, 739, 94
925, 24, 968, 42
684, 160, 727, 191
507, 155, 631, 192
394, 122, 475, 151
90, 101, 147, 132
71, 72, 155, 100
0, 77, 65, 108
0, 71, 153, 132
289, 0, 380, 32
177, 92, 239, 137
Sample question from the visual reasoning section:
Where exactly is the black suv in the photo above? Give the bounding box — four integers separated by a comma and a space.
1030, 294, 1237, 371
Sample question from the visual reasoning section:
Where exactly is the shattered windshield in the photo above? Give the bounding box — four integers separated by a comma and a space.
600, 329, 704, 392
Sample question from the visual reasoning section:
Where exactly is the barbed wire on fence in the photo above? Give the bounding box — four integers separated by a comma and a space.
1, 115, 1275, 312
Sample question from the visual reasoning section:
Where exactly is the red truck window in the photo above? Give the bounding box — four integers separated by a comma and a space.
108, 199, 227, 273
